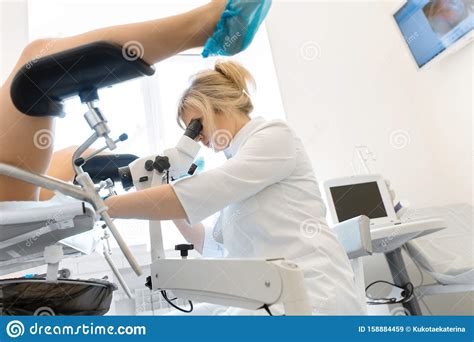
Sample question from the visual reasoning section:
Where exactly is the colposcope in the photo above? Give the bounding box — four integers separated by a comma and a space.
117, 119, 203, 191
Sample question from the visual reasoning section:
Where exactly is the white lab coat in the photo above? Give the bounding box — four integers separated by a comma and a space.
171, 117, 365, 315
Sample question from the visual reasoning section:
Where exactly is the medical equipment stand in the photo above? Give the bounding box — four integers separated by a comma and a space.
385, 248, 422, 315
347, 152, 444, 315
367, 218, 446, 315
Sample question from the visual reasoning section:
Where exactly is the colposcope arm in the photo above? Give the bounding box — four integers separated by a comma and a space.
150, 258, 313, 315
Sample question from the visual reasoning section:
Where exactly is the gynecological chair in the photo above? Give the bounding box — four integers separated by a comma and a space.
0, 42, 315, 316
0, 42, 155, 315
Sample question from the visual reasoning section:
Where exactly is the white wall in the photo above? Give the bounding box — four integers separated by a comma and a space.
266, 0, 472, 208
0, 0, 28, 82
265, 0, 473, 314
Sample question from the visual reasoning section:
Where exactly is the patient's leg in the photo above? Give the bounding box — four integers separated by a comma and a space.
0, 1, 225, 201
27, 1, 226, 65
39, 146, 96, 201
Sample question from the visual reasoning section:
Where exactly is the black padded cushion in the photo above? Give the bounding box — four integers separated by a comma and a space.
81, 153, 139, 183
10, 41, 155, 117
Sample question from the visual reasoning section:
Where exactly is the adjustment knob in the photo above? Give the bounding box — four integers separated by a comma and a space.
145, 275, 152, 290
74, 157, 85, 167
144, 159, 154, 171
175, 244, 194, 258
153, 155, 170, 173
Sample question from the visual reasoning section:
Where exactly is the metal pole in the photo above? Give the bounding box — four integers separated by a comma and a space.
103, 248, 133, 299
384, 248, 423, 315
0, 163, 90, 201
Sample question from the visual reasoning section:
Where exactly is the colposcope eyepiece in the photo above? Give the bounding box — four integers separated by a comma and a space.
184, 119, 203, 140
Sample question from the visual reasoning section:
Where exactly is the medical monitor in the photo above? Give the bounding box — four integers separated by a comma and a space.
323, 175, 400, 228
393, 0, 473, 68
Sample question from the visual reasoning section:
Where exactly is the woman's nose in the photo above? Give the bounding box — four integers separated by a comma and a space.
201, 136, 210, 147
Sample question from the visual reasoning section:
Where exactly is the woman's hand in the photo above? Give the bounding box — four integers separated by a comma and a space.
105, 184, 187, 221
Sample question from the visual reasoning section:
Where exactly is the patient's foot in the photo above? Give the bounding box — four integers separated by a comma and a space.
202, 0, 273, 57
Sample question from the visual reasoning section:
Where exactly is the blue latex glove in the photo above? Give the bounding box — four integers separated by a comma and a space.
194, 156, 206, 173
202, 0, 272, 57
172, 157, 206, 182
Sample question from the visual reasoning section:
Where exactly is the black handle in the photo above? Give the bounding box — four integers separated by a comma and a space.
145, 275, 152, 290
175, 244, 194, 257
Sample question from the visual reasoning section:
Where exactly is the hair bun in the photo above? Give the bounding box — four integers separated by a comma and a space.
214, 60, 255, 93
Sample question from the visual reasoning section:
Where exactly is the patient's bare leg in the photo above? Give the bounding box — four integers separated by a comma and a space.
39, 146, 97, 201
0, 1, 225, 201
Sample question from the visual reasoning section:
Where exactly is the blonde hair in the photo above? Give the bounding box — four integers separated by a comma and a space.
177, 60, 256, 129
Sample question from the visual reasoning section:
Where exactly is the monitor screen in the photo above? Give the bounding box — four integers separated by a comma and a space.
330, 182, 388, 222
394, 0, 473, 67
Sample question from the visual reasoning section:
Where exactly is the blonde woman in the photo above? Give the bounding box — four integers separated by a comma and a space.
106, 60, 365, 315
